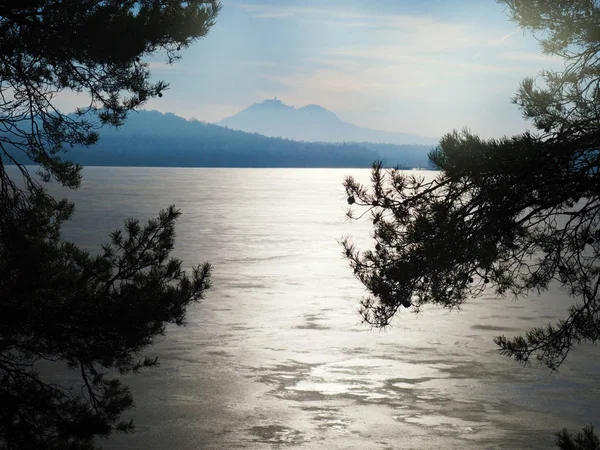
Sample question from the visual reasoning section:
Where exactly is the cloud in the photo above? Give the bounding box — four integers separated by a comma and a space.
500, 28, 521, 41
231, 3, 326, 20
217, 1, 543, 137
231, 1, 536, 76
324, 46, 526, 74
233, 2, 532, 62
498, 51, 564, 64
53, 90, 92, 114
233, 2, 471, 34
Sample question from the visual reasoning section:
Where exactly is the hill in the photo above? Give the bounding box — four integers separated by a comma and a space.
218, 99, 437, 145
2, 110, 435, 168
66, 110, 381, 168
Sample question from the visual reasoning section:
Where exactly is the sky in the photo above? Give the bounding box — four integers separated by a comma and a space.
64, 0, 565, 140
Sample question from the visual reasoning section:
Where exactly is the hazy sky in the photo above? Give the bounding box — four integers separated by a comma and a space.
64, 0, 565, 139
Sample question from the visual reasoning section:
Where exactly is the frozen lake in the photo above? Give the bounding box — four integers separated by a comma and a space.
41, 167, 600, 449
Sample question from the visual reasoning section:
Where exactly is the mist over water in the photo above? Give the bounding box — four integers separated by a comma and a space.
42, 167, 600, 449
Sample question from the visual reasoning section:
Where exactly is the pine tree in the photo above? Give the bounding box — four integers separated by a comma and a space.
0, 1, 219, 448
343, 1, 599, 443
555, 425, 600, 450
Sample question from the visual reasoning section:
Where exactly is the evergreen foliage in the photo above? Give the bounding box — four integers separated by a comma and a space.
343, 0, 599, 443
0, 1, 219, 448
555, 425, 600, 450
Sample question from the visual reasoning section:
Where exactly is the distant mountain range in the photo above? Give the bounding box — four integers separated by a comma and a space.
219, 99, 438, 145
3, 110, 437, 168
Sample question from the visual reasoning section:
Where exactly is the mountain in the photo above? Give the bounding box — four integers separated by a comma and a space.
59, 110, 381, 168
218, 99, 438, 145
3, 110, 435, 168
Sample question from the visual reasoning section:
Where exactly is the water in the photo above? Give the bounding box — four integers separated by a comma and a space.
36, 167, 600, 448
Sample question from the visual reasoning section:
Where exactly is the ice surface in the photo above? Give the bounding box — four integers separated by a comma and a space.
34, 167, 600, 450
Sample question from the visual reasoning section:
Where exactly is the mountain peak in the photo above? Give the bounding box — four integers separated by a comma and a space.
218, 100, 437, 145
299, 103, 337, 115
263, 97, 283, 105
252, 98, 288, 109
300, 103, 327, 111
